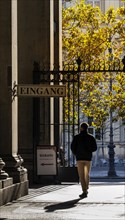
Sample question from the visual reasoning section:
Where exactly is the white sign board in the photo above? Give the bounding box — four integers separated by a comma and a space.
37, 146, 57, 175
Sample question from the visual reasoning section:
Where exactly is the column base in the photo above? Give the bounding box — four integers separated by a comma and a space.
1, 154, 28, 183
0, 158, 9, 180
0, 170, 9, 180
9, 166, 28, 183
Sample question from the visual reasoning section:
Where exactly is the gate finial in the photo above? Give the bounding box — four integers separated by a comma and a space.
76, 57, 82, 71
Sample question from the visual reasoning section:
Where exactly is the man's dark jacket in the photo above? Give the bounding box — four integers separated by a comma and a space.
71, 130, 97, 161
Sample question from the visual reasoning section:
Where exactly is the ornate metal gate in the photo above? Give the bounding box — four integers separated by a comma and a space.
33, 57, 125, 182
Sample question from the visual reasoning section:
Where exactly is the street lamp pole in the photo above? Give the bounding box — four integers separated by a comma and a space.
107, 41, 117, 177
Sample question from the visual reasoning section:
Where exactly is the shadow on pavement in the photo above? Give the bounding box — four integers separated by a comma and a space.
0, 219, 8, 220
44, 198, 82, 212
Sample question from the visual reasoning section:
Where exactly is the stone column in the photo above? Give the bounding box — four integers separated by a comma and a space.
2, 0, 28, 183
11, 0, 27, 183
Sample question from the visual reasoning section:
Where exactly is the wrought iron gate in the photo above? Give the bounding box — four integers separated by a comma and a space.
33, 57, 125, 182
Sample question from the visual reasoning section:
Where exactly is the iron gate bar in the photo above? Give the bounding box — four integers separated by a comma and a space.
72, 71, 77, 166
67, 73, 70, 167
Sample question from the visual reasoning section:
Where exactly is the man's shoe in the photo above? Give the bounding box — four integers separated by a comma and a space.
79, 192, 88, 198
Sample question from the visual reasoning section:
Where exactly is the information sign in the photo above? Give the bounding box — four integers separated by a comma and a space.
37, 146, 57, 175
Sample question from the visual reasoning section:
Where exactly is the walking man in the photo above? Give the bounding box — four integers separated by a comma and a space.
71, 122, 97, 198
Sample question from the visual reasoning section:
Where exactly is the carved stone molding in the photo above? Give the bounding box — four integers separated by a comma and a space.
0, 158, 9, 180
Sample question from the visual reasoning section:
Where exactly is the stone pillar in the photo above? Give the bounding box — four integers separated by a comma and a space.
11, 0, 27, 183
2, 0, 28, 184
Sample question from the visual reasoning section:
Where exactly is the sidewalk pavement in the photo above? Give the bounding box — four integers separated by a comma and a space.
0, 181, 125, 220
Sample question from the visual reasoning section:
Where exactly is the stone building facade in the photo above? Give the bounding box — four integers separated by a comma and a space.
0, 0, 62, 205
